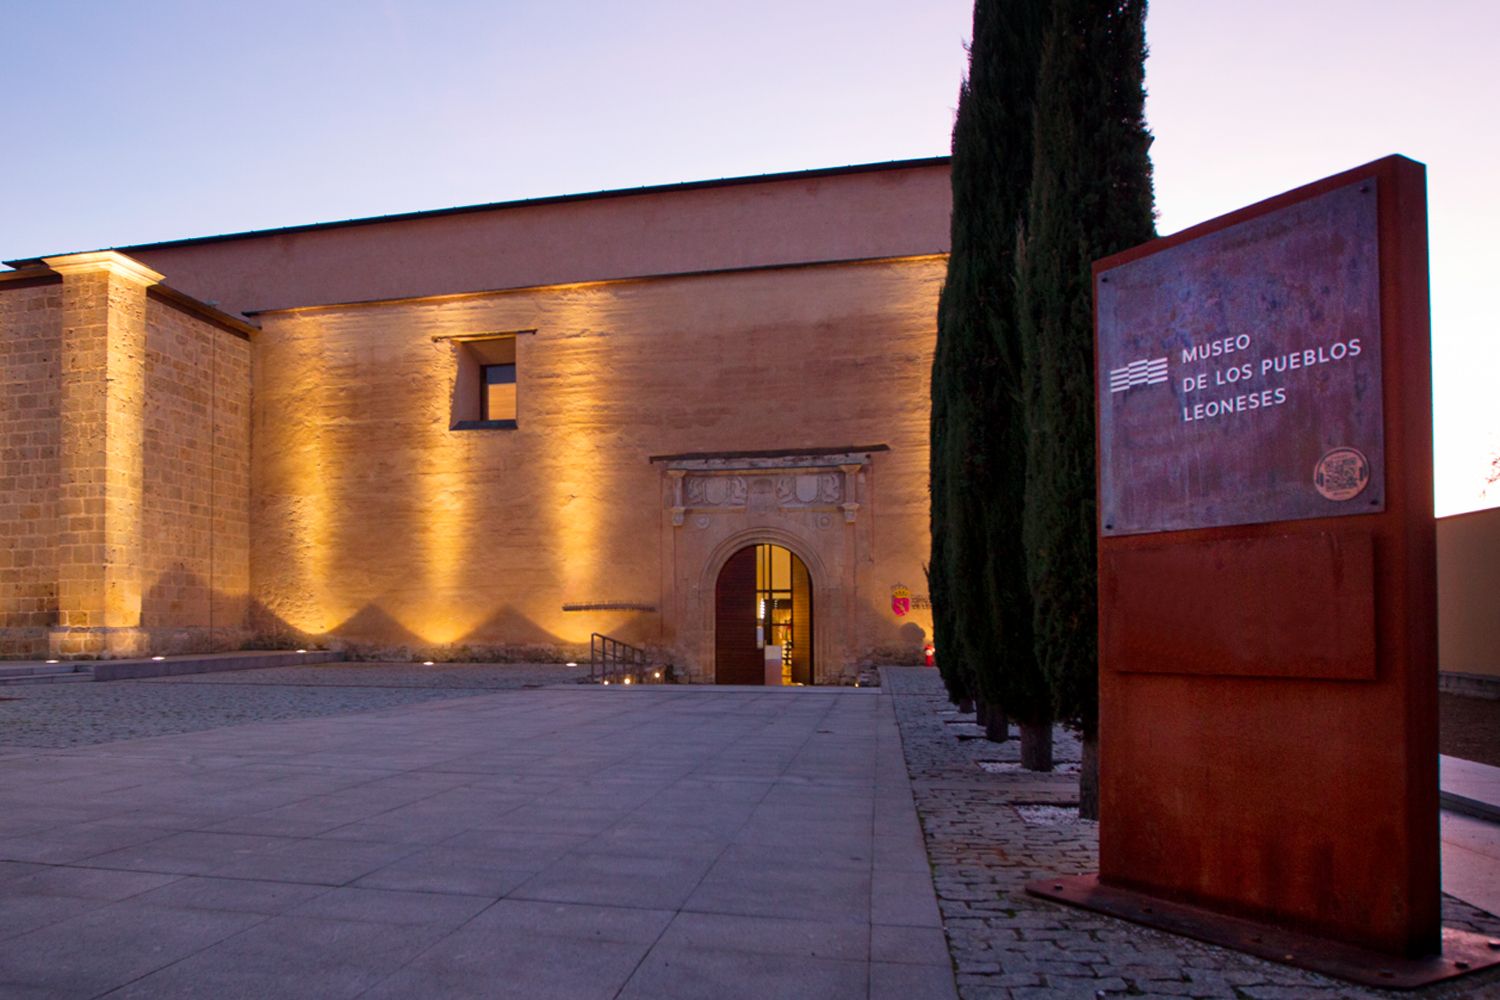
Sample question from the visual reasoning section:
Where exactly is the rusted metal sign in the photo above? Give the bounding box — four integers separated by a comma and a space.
1096, 180, 1384, 536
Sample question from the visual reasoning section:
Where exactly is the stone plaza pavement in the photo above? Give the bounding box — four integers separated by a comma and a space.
882, 667, 1500, 1000
1, 665, 1497, 999
0, 677, 953, 999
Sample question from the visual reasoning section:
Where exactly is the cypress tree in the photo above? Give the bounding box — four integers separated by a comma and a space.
927, 365, 970, 710
933, 0, 1051, 748
1017, 0, 1156, 813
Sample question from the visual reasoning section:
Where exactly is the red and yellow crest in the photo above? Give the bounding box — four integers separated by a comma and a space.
890, 584, 911, 617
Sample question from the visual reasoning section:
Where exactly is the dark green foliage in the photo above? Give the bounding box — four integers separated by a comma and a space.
1017, 0, 1156, 737
930, 0, 1051, 722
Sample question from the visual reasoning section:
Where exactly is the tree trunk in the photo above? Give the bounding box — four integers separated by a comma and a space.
1019, 721, 1053, 771
984, 701, 1009, 742
958, 697, 975, 716
974, 699, 988, 726
1078, 733, 1099, 820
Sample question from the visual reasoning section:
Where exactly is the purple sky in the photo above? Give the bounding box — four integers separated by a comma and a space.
3, 1, 1494, 512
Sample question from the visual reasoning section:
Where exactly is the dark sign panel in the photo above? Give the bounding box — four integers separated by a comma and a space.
1096, 180, 1384, 535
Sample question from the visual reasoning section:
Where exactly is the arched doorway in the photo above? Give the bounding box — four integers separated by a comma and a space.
715, 543, 814, 685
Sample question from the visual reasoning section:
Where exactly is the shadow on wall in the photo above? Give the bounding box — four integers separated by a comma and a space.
860, 613, 930, 667
140, 564, 253, 656
0, 565, 251, 660
246, 598, 657, 663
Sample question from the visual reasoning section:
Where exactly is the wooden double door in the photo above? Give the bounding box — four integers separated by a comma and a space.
715, 544, 813, 685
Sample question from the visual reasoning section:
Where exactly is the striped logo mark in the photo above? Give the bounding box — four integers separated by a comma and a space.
1109, 356, 1169, 393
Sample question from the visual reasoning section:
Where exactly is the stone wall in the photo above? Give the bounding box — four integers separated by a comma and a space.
0, 258, 252, 659
140, 297, 253, 651
249, 257, 944, 675
0, 280, 62, 656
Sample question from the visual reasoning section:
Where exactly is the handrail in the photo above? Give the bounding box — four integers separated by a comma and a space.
589, 633, 671, 684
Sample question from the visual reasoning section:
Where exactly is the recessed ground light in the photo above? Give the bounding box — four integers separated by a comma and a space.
565, 661, 578, 667
296, 648, 307, 653
422, 660, 435, 666
151, 656, 165, 661
45, 659, 59, 664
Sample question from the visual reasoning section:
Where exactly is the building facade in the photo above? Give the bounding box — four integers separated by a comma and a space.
0, 159, 952, 682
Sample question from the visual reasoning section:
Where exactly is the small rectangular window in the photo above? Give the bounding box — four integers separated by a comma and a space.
448, 334, 520, 430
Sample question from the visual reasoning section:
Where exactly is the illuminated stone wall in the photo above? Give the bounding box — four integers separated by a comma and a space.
49, 260, 151, 658
140, 298, 252, 651
0, 280, 63, 657
249, 257, 944, 675
0, 256, 252, 659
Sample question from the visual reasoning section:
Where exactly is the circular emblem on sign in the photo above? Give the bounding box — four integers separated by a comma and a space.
1314, 447, 1370, 501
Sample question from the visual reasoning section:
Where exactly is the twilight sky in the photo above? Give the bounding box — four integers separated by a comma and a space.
2, 1, 1495, 513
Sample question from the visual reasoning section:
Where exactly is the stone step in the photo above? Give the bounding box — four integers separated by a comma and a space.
0, 650, 341, 684
1441, 755, 1500, 825
90, 650, 343, 681
0, 664, 94, 685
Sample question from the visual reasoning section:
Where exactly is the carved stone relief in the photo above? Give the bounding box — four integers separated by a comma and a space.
685, 476, 748, 508
663, 452, 872, 528
775, 473, 841, 507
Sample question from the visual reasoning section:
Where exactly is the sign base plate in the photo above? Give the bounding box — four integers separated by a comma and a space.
1025, 874, 1500, 990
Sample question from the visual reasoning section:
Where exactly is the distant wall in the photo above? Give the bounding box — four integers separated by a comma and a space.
1438, 506, 1500, 681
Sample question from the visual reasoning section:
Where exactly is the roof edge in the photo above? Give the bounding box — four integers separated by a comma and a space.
5, 156, 951, 268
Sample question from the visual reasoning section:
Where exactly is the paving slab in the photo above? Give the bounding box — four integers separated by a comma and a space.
1442, 754, 1500, 822
0, 678, 956, 998
1441, 810, 1500, 918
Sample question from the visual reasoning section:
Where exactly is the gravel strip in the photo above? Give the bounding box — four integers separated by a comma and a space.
882, 666, 1500, 1000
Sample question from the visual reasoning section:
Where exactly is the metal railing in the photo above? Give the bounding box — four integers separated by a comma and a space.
589, 633, 672, 685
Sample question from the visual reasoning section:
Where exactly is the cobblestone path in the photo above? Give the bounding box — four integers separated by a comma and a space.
881, 667, 1500, 1000
0, 663, 585, 750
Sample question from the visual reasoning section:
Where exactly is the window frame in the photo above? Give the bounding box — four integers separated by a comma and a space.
443, 331, 529, 431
